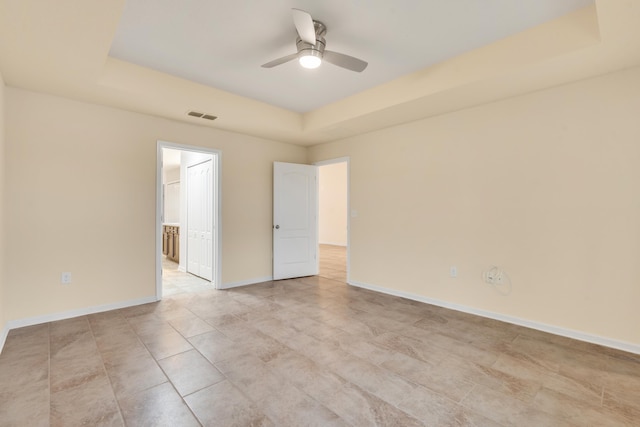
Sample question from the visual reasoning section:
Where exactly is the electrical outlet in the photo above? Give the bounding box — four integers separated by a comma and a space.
61, 272, 72, 284
449, 266, 457, 278
483, 267, 500, 284
485, 270, 496, 283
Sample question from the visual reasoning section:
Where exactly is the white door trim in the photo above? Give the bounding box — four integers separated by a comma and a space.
314, 157, 351, 283
156, 141, 222, 299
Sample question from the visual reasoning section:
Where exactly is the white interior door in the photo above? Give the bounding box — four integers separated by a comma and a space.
187, 159, 213, 281
273, 162, 318, 280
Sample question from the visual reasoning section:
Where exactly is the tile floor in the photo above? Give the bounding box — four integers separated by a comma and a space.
1, 245, 639, 426
162, 256, 212, 296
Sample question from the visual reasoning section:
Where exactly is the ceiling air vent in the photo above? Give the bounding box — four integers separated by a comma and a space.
187, 111, 217, 121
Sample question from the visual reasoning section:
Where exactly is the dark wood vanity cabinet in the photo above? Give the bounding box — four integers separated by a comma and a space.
162, 225, 179, 262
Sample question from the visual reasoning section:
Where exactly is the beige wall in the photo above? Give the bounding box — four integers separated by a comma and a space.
319, 162, 348, 246
309, 66, 640, 347
0, 71, 5, 333
4, 88, 306, 321
4, 66, 640, 350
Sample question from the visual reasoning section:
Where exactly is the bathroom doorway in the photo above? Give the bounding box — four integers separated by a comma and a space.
156, 141, 221, 298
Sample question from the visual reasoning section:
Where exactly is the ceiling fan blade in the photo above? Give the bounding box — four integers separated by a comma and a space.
261, 53, 298, 68
292, 8, 316, 45
323, 50, 368, 72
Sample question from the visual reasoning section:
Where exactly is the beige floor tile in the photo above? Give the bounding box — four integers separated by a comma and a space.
441, 355, 542, 402
50, 346, 106, 393
200, 312, 246, 329
140, 328, 194, 360
105, 350, 168, 398
320, 381, 425, 427
602, 391, 640, 425
223, 358, 292, 403
0, 378, 50, 427
288, 314, 346, 340
127, 313, 176, 340
373, 330, 449, 366
328, 353, 418, 407
266, 349, 419, 424
331, 331, 397, 365
601, 355, 640, 411
412, 328, 501, 366
50, 373, 122, 427
533, 387, 632, 426
287, 331, 352, 366
100, 340, 152, 369
397, 384, 459, 425
4, 323, 50, 344
1, 325, 50, 365
1, 244, 639, 426
0, 350, 49, 389
543, 370, 603, 406
381, 352, 475, 402
229, 328, 291, 363
253, 383, 346, 427
158, 349, 225, 396
188, 329, 250, 364
249, 316, 301, 342
491, 351, 559, 383
49, 316, 91, 338
185, 380, 273, 426
120, 382, 200, 427
167, 313, 215, 337
461, 385, 574, 427
50, 324, 107, 393
447, 406, 505, 427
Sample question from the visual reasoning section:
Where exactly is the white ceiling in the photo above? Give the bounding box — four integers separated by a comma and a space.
109, 0, 592, 113
2, 1, 640, 145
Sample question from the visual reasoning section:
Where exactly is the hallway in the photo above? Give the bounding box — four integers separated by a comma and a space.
318, 244, 347, 282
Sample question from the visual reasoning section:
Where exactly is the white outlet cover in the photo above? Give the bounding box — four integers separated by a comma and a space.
61, 272, 72, 284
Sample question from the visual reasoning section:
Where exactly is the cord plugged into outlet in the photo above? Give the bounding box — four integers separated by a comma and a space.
483, 266, 511, 295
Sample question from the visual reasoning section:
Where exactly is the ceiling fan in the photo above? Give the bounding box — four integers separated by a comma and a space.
261, 9, 368, 72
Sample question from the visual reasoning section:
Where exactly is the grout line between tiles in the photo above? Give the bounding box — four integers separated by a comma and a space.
86, 314, 128, 427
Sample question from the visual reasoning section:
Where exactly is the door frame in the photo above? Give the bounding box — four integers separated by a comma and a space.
314, 157, 350, 283
156, 141, 222, 299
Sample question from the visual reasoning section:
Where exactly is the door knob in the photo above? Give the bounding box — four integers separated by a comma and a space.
275, 225, 280, 229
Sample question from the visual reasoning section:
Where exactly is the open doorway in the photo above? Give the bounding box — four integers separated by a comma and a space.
156, 141, 221, 298
316, 158, 349, 282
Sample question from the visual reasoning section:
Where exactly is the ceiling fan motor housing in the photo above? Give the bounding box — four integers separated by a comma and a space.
296, 21, 326, 60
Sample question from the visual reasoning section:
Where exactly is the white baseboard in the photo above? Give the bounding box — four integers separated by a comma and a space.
319, 242, 347, 247
220, 276, 273, 290
0, 296, 158, 354
0, 324, 9, 356
348, 279, 640, 356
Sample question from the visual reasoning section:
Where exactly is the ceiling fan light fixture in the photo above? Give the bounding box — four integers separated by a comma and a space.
298, 50, 322, 69
261, 9, 367, 73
